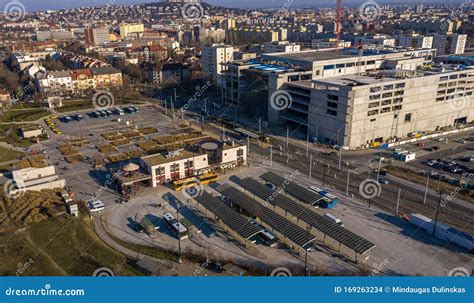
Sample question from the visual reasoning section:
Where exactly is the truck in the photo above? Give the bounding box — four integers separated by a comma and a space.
308, 186, 339, 208
408, 213, 474, 253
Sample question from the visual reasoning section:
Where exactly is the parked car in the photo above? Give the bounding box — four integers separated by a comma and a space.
378, 177, 389, 184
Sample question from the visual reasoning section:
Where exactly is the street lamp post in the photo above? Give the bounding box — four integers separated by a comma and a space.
176, 201, 182, 264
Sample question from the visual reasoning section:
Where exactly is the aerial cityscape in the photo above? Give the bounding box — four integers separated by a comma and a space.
0, 0, 472, 279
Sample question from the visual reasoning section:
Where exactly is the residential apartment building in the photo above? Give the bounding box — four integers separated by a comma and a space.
355, 35, 396, 47
397, 34, 433, 49
119, 23, 145, 39
262, 41, 301, 54
91, 66, 123, 88
225, 29, 280, 45
201, 43, 234, 82
85, 27, 110, 45
433, 34, 467, 55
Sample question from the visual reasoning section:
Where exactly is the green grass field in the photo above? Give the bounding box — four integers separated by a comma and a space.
0, 109, 50, 122
0, 216, 142, 276
0, 146, 23, 163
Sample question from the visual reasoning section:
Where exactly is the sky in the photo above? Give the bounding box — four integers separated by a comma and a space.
0, 0, 462, 12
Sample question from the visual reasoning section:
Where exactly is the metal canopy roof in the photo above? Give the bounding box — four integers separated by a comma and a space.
256, 174, 376, 255
260, 171, 324, 205
194, 191, 263, 240
217, 185, 316, 248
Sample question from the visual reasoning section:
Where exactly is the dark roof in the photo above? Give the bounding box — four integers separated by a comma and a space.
217, 184, 316, 248
260, 171, 323, 205
257, 173, 376, 255
91, 66, 121, 75
193, 191, 263, 240
162, 63, 187, 71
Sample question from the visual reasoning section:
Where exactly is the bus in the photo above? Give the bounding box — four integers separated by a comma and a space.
198, 173, 218, 185
172, 177, 199, 191
251, 220, 278, 247
163, 212, 188, 240
308, 186, 338, 209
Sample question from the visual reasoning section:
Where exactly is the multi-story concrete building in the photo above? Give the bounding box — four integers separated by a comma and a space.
257, 48, 474, 148
225, 29, 280, 45
355, 35, 396, 47
275, 67, 474, 148
85, 27, 110, 45
262, 41, 301, 54
140, 141, 247, 187
119, 23, 145, 39
201, 43, 234, 82
433, 34, 467, 55
397, 34, 433, 49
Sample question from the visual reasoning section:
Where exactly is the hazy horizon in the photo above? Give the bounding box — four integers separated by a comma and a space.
0, 0, 464, 12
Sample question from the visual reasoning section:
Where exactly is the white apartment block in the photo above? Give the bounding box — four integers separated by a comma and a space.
355, 35, 396, 47
397, 35, 433, 49
201, 43, 234, 83
263, 41, 301, 54
433, 34, 467, 55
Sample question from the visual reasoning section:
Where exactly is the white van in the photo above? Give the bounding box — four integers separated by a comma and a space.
88, 200, 105, 213
324, 213, 344, 227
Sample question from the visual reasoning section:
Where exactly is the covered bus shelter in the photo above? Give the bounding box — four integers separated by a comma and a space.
217, 184, 316, 252
240, 177, 376, 260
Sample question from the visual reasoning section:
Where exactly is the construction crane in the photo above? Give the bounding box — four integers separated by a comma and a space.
335, 0, 343, 49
